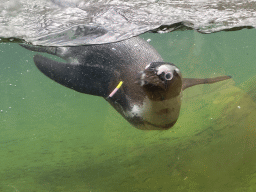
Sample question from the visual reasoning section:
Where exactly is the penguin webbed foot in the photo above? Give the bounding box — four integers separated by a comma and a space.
19, 44, 57, 55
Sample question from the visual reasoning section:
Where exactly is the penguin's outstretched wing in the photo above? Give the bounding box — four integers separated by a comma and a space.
33, 54, 117, 98
182, 76, 232, 91
20, 44, 130, 111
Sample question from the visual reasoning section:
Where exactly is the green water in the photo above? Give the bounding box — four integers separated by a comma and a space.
0, 29, 256, 192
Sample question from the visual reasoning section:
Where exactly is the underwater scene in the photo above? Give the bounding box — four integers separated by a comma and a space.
1, 29, 256, 192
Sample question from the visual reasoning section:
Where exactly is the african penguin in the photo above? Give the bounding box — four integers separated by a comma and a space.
20, 37, 231, 130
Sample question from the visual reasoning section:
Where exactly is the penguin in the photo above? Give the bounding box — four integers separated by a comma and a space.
20, 37, 231, 130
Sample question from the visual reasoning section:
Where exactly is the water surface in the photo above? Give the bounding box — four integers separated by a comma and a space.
1, 0, 256, 46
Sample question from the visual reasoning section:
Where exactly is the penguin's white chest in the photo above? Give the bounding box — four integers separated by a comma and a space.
129, 95, 182, 129
141, 96, 181, 126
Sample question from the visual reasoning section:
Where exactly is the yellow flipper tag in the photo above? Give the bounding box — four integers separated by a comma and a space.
108, 81, 123, 98
116, 81, 123, 89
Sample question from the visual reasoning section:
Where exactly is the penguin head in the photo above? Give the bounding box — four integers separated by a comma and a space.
139, 62, 182, 101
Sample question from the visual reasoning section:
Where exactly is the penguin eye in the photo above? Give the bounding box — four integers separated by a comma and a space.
165, 72, 173, 80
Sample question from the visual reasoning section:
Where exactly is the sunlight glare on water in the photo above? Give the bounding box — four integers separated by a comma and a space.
1, 0, 256, 45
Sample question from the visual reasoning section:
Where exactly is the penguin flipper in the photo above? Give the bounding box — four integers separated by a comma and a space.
182, 76, 232, 90
33, 54, 117, 97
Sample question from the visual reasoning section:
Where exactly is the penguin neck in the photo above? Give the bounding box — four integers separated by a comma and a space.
142, 81, 182, 102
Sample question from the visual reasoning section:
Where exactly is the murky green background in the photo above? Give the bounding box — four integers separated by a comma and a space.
0, 29, 256, 192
